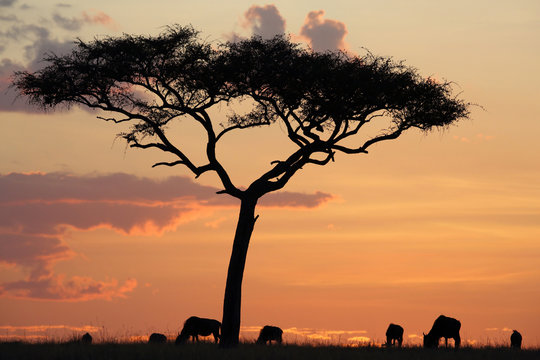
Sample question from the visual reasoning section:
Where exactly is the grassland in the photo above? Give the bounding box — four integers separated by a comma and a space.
1, 342, 539, 360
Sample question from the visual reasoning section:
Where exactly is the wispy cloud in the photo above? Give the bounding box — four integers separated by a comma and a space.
52, 9, 117, 31
299, 10, 348, 52
0, 172, 333, 301
453, 133, 495, 143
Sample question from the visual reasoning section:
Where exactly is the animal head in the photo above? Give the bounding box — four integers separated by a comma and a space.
175, 332, 189, 344
423, 333, 437, 348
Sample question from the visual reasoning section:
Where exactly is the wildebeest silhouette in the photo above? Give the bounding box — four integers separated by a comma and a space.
256, 325, 283, 345
175, 316, 221, 344
81, 332, 92, 344
148, 332, 167, 343
423, 315, 461, 348
385, 323, 404, 347
510, 330, 522, 349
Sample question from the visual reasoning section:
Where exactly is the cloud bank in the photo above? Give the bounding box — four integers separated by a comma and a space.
0, 172, 333, 301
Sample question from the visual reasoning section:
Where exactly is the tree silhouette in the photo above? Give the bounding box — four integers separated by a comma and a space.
13, 25, 470, 347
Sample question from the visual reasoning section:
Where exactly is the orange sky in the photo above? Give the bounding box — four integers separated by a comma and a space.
1, 0, 539, 348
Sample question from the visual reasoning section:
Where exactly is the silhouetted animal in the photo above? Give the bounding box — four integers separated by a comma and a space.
81, 332, 92, 344
175, 316, 221, 344
256, 325, 283, 345
148, 333, 167, 343
510, 330, 522, 349
423, 315, 461, 348
385, 323, 404, 347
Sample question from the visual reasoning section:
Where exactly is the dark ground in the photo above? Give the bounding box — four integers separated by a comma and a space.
1, 342, 538, 360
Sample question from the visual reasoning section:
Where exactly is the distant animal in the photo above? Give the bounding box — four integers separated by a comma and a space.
175, 316, 221, 344
385, 323, 404, 347
148, 333, 167, 343
256, 325, 283, 345
81, 332, 92, 344
423, 315, 461, 348
510, 330, 522, 349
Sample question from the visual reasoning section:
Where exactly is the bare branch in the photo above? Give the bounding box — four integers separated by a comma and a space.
129, 142, 168, 151
152, 160, 185, 168
362, 128, 403, 150
332, 144, 368, 154
97, 116, 132, 123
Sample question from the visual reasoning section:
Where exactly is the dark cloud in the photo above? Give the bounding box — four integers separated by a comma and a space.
243, 4, 286, 39
52, 13, 83, 31
0, 0, 17, 7
0, 9, 117, 113
0, 172, 333, 301
299, 10, 348, 52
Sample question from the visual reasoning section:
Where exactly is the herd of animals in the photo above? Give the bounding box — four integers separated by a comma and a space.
76, 315, 524, 349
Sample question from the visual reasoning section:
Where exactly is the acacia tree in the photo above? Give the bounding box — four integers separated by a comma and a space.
13, 25, 469, 347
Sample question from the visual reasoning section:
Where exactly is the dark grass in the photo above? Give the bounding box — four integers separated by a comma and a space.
1, 342, 538, 360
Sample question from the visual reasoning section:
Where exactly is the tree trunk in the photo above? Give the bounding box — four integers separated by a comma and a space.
219, 196, 258, 348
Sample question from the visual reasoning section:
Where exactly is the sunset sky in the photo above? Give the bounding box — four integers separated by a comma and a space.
1, 0, 539, 347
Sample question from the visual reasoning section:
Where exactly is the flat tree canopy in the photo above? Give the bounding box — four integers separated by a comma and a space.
13, 25, 470, 347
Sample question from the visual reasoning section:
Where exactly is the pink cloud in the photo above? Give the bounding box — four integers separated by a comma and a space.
52, 10, 118, 31
0, 172, 333, 301
299, 10, 349, 52
242, 4, 286, 39
82, 10, 118, 31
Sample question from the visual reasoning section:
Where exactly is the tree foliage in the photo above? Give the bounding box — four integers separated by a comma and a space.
14, 25, 469, 198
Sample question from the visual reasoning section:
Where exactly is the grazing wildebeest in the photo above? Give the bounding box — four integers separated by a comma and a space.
175, 316, 221, 344
385, 323, 404, 347
256, 325, 283, 345
510, 330, 522, 349
148, 333, 167, 343
81, 332, 92, 344
423, 315, 461, 348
